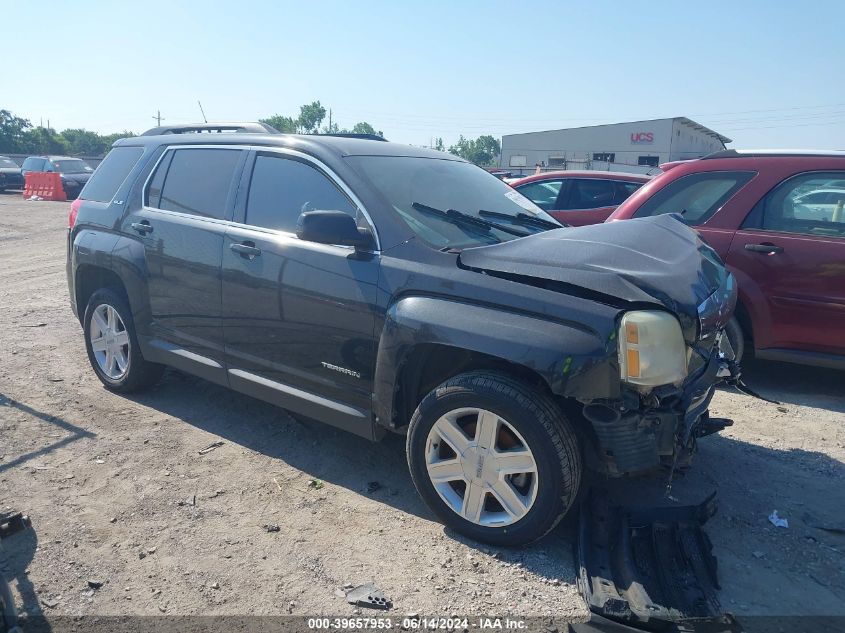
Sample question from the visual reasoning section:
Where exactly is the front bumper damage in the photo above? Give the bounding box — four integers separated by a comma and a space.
583, 341, 739, 478
574, 492, 742, 633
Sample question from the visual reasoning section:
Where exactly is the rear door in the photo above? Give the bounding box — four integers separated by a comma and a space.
726, 171, 845, 356
221, 149, 380, 436
124, 145, 247, 382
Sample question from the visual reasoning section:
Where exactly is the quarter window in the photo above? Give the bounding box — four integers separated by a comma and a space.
757, 172, 845, 238
245, 154, 356, 233
81, 146, 144, 202
634, 171, 755, 224
147, 148, 243, 220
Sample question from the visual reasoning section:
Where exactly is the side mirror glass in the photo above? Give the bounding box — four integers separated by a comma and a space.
296, 210, 375, 250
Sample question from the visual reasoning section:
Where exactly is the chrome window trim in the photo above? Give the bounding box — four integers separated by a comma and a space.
140, 143, 381, 251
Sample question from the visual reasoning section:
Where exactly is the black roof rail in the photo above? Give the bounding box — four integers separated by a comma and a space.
140, 122, 281, 136
317, 133, 388, 142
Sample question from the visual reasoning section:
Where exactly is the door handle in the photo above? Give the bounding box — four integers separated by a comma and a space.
230, 241, 262, 259
744, 243, 783, 254
131, 221, 153, 234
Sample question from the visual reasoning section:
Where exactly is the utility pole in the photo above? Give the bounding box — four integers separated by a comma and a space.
152, 110, 165, 126
328, 109, 332, 132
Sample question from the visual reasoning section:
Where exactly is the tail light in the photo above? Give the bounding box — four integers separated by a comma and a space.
69, 198, 82, 228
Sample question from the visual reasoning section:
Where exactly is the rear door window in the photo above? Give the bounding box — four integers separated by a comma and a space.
614, 180, 643, 204
81, 147, 145, 202
514, 179, 564, 211
147, 148, 243, 220
244, 154, 356, 233
633, 171, 755, 224
754, 172, 845, 238
566, 178, 617, 209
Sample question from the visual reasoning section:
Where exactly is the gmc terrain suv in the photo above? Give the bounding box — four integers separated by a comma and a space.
67, 122, 738, 545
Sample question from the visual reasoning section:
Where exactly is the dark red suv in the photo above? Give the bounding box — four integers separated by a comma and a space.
608, 150, 845, 369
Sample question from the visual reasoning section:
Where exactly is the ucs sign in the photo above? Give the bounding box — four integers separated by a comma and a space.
631, 132, 654, 144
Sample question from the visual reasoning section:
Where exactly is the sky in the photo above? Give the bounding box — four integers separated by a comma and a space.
2, 0, 844, 150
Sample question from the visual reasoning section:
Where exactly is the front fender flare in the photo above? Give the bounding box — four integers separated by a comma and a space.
373, 296, 619, 429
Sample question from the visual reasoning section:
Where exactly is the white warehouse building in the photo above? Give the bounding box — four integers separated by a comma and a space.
499, 117, 732, 175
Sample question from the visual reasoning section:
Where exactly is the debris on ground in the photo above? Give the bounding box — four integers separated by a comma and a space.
769, 510, 789, 528
177, 495, 197, 507
308, 479, 324, 490
345, 583, 392, 610
87, 579, 105, 589
263, 524, 281, 533
211, 582, 220, 590
198, 441, 224, 455
41, 596, 61, 608
576, 491, 740, 631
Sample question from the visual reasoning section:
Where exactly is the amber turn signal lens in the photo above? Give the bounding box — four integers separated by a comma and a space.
626, 349, 640, 377
625, 322, 639, 344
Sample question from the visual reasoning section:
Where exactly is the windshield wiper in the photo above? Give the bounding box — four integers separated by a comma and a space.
411, 203, 530, 237
479, 209, 564, 229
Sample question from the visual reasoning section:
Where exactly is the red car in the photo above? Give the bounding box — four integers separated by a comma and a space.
608, 150, 845, 369
510, 170, 651, 226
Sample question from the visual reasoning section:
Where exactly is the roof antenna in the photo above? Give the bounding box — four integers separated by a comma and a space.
197, 100, 208, 123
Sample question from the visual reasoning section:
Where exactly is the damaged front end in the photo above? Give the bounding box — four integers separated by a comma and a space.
582, 274, 740, 480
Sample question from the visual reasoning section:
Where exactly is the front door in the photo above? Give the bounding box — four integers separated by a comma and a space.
726, 171, 845, 356
221, 150, 380, 437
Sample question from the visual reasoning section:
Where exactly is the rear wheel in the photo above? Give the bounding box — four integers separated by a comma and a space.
83, 288, 164, 392
406, 371, 581, 546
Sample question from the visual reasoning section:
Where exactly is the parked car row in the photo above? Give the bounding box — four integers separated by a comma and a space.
0, 155, 93, 198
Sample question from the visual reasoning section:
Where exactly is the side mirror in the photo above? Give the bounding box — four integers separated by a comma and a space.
296, 210, 375, 250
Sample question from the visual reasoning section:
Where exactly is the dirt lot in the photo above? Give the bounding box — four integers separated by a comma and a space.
1, 195, 843, 626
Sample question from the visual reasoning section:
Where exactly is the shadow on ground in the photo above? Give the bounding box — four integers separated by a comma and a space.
724, 356, 845, 413
0, 394, 96, 474
119, 365, 845, 615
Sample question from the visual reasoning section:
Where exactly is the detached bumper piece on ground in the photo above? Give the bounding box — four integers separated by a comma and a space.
574, 493, 742, 633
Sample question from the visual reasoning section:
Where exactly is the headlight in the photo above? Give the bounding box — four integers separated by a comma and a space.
618, 310, 687, 388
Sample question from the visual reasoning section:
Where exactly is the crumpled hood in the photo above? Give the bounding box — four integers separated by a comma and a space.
458, 214, 733, 341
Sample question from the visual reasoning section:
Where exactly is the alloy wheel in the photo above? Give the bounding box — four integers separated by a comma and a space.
88, 304, 130, 380
424, 407, 538, 527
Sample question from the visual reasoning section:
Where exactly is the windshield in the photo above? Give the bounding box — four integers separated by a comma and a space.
52, 159, 93, 173
346, 156, 562, 249
0, 158, 18, 169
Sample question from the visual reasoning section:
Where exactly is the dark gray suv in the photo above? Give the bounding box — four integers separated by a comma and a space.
66, 122, 738, 545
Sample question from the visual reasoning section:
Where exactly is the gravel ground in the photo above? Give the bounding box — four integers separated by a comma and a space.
0, 195, 843, 626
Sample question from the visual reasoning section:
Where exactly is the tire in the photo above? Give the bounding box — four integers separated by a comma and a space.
406, 371, 582, 546
83, 288, 164, 393
725, 316, 745, 363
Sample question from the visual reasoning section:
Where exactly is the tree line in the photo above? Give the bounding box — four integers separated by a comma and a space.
1, 103, 501, 167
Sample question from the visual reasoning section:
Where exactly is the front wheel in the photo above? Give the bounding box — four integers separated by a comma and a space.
406, 371, 582, 546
